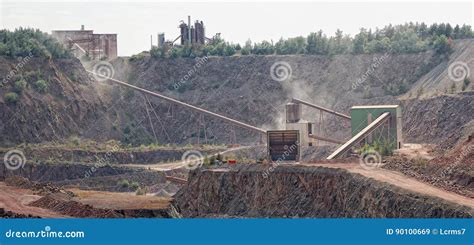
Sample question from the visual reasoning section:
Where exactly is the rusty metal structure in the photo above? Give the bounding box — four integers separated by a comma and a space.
179, 16, 206, 45
155, 16, 220, 48
267, 130, 300, 161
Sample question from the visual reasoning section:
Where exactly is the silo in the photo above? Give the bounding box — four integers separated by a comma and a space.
286, 102, 301, 123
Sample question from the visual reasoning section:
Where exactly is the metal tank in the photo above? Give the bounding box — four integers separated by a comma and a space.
285, 102, 301, 123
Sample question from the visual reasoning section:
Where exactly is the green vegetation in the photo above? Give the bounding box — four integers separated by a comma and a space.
130, 181, 140, 191
135, 186, 147, 195
412, 157, 429, 167
34, 79, 48, 93
0, 28, 71, 58
359, 140, 396, 156
13, 79, 27, 92
118, 179, 130, 188
149, 23, 472, 59
69, 136, 81, 147
4, 92, 19, 104
462, 78, 471, 91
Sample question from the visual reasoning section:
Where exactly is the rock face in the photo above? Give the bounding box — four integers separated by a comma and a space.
173, 164, 473, 218
401, 92, 474, 149
112, 52, 433, 145
0, 41, 472, 148
0, 57, 105, 146
404, 39, 474, 99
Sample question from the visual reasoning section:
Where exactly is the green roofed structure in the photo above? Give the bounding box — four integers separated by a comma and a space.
350, 105, 402, 150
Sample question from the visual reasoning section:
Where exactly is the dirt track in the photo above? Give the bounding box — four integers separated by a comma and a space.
70, 189, 171, 210
0, 183, 69, 218
305, 163, 474, 209
122, 146, 255, 171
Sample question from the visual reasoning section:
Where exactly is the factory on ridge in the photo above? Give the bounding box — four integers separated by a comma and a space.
51, 25, 118, 60
152, 16, 221, 49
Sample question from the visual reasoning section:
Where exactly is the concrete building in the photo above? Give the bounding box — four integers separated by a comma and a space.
284, 102, 316, 147
52, 25, 117, 60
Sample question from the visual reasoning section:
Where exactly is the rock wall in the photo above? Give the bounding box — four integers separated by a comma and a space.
173, 164, 473, 218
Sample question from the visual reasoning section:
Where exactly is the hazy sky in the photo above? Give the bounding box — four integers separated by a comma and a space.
1, 1, 472, 56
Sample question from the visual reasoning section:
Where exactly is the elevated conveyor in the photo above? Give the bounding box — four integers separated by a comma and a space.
87, 70, 267, 135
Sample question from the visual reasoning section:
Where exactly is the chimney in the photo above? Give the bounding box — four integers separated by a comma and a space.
187, 15, 191, 45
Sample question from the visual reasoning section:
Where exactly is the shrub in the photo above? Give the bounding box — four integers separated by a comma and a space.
240, 48, 250, 55
118, 179, 130, 188
462, 78, 471, 91
358, 140, 395, 157
4, 92, 19, 104
69, 136, 81, 147
135, 187, 147, 195
223, 45, 236, 56
130, 181, 140, 190
34, 79, 48, 92
14, 79, 27, 92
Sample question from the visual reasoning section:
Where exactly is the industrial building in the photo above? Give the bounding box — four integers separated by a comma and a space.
179, 17, 206, 45
153, 16, 220, 48
52, 25, 117, 60
267, 99, 402, 162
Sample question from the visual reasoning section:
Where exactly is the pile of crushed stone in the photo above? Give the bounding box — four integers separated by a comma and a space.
0, 208, 40, 219
29, 195, 122, 218
5, 176, 76, 197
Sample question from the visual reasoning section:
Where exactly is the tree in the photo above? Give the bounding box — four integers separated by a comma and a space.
252, 41, 274, 55
34, 79, 48, 93
391, 29, 426, 53
352, 28, 368, 54
0, 28, 71, 58
223, 44, 236, 56
241, 39, 252, 55
276, 36, 306, 55
366, 37, 391, 53
306, 30, 328, 54
453, 24, 461, 39
433, 35, 452, 55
